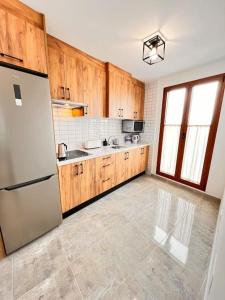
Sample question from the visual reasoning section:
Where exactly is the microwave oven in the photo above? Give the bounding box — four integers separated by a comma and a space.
122, 120, 145, 133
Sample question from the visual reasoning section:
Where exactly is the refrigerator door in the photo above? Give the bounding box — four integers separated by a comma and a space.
0, 175, 62, 254
0, 66, 57, 189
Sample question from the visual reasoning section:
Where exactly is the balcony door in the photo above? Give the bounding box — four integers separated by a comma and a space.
157, 74, 224, 191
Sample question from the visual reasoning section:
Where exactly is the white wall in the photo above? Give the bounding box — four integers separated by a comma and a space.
143, 59, 225, 199
204, 189, 225, 299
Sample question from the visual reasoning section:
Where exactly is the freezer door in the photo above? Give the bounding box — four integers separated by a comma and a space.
0, 175, 62, 254
0, 66, 57, 189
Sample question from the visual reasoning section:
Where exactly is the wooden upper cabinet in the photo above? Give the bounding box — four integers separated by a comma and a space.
133, 79, 145, 120
0, 2, 48, 74
24, 22, 48, 74
65, 53, 83, 102
106, 63, 145, 120
107, 63, 132, 119
47, 35, 106, 117
0, 8, 25, 67
48, 41, 65, 100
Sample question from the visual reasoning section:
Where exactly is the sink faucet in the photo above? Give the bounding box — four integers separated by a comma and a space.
107, 136, 119, 146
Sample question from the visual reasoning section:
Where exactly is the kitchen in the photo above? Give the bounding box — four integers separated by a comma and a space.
0, 0, 225, 299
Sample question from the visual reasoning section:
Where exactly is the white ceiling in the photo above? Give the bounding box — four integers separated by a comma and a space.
23, 0, 225, 81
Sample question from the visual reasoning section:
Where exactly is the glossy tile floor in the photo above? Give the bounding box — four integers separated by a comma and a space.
0, 175, 219, 300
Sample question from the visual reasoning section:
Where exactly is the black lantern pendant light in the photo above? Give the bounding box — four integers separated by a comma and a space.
143, 34, 165, 65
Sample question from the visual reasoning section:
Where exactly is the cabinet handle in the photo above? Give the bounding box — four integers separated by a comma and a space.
103, 163, 111, 168
0, 52, 23, 63
103, 156, 111, 160
74, 165, 79, 176
60, 86, 65, 99
118, 109, 121, 117
134, 112, 136, 119
121, 109, 124, 118
79, 163, 83, 175
103, 178, 110, 183
124, 152, 127, 160
124, 152, 129, 160
66, 88, 70, 100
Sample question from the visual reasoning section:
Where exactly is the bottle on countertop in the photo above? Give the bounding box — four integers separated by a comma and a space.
103, 139, 108, 146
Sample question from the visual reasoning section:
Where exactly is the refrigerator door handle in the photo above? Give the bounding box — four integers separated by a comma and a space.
2, 175, 55, 191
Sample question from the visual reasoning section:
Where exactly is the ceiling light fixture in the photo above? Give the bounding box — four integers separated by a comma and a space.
142, 34, 165, 65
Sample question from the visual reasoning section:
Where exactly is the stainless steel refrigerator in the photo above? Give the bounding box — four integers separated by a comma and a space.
0, 66, 62, 255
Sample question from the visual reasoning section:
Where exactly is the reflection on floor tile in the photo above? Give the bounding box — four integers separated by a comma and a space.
0, 175, 219, 299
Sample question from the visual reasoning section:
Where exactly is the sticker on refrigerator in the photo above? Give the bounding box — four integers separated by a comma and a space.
13, 84, 22, 106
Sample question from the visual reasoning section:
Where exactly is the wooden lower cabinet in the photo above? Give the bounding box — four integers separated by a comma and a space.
132, 146, 149, 175
59, 146, 149, 213
95, 154, 115, 194
115, 147, 149, 185
58, 158, 96, 213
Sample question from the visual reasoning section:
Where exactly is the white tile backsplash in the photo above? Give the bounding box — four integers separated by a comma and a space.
52, 107, 127, 150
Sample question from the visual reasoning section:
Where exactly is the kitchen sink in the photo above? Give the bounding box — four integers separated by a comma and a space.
111, 145, 125, 149
59, 150, 91, 161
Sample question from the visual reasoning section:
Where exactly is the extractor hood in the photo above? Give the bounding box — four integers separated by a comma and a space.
51, 99, 88, 109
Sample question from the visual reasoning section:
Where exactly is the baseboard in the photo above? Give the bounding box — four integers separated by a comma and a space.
152, 174, 221, 202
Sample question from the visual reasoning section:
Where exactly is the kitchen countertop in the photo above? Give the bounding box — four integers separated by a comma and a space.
57, 143, 150, 166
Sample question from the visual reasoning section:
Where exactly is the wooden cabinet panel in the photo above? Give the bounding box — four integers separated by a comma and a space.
65, 54, 83, 102
107, 69, 123, 118
0, 9, 25, 67
79, 159, 96, 204
115, 151, 128, 185
133, 146, 149, 174
58, 163, 80, 213
24, 22, 47, 74
133, 80, 145, 120
140, 146, 149, 172
0, 4, 48, 74
96, 154, 115, 194
59, 159, 96, 213
83, 63, 106, 117
48, 44, 65, 99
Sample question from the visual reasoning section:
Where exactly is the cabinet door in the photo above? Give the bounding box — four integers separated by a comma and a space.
48, 45, 65, 99
25, 22, 47, 74
115, 151, 128, 185
96, 67, 106, 117
58, 164, 81, 213
0, 9, 25, 67
140, 146, 149, 172
96, 155, 115, 194
65, 54, 84, 103
134, 84, 145, 120
83, 60, 94, 115
125, 149, 138, 179
84, 64, 106, 118
79, 159, 96, 204
123, 77, 134, 119
108, 71, 123, 118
